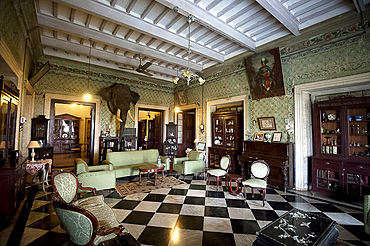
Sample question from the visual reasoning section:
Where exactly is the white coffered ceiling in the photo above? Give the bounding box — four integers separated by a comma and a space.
31, 0, 367, 84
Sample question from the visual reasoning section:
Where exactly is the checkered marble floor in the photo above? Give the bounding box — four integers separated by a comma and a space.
1, 174, 369, 246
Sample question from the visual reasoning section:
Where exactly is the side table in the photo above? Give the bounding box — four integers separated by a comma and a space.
139, 164, 165, 186
226, 173, 243, 196
26, 159, 52, 192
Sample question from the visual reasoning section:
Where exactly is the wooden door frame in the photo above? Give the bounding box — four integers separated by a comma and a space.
135, 104, 169, 144
206, 95, 248, 149
44, 94, 101, 165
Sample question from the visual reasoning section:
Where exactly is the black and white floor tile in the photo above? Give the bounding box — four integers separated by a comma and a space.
0, 174, 369, 246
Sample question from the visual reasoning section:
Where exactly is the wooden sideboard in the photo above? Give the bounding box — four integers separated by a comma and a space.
238, 141, 294, 190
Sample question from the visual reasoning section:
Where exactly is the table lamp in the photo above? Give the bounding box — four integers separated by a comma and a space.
28, 140, 40, 162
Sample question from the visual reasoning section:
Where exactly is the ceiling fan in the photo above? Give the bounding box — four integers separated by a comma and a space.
119, 54, 153, 76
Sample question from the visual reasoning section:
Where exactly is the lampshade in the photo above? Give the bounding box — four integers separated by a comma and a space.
27, 141, 41, 149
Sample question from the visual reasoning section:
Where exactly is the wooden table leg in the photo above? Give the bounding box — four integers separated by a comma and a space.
139, 170, 142, 185
154, 172, 157, 186
161, 170, 164, 182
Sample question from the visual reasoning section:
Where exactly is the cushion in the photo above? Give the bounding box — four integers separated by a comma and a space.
53, 172, 78, 204
242, 178, 267, 188
208, 169, 227, 177
188, 151, 203, 161
73, 195, 120, 245
251, 162, 269, 179
220, 156, 230, 170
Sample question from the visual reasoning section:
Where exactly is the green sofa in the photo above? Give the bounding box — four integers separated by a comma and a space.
103, 149, 170, 178
74, 158, 116, 192
173, 151, 205, 175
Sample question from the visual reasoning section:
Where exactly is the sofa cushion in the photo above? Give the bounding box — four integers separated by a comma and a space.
106, 149, 159, 166
188, 151, 203, 161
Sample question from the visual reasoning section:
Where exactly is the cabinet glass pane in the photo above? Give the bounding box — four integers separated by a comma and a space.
348, 107, 370, 157
320, 109, 341, 155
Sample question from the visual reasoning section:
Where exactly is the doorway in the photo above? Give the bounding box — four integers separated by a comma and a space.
177, 109, 196, 157
137, 109, 164, 154
50, 99, 96, 166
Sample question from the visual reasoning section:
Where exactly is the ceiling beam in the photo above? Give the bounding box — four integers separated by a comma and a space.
56, 0, 223, 62
37, 14, 203, 71
155, 0, 256, 51
255, 0, 300, 36
41, 35, 178, 77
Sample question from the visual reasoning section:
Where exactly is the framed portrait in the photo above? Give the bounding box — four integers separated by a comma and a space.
244, 47, 285, 100
272, 132, 282, 142
196, 142, 206, 151
178, 90, 187, 106
257, 117, 276, 130
254, 133, 264, 141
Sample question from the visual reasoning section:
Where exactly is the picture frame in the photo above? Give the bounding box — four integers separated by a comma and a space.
272, 132, 282, 142
196, 142, 206, 151
257, 117, 276, 130
254, 133, 264, 141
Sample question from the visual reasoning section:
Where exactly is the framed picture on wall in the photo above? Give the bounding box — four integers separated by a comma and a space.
272, 132, 282, 142
257, 117, 276, 130
197, 142, 206, 151
254, 133, 264, 141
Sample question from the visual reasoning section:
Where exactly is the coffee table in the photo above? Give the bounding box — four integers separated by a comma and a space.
139, 164, 165, 186
253, 208, 338, 246
226, 173, 243, 195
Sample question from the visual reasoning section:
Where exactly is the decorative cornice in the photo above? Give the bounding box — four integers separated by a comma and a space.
280, 21, 370, 56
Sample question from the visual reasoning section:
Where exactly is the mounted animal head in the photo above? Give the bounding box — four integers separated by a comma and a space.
99, 83, 140, 140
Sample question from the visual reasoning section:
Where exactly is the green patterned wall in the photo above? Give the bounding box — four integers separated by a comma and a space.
0, 1, 24, 68
177, 22, 370, 144
33, 63, 174, 137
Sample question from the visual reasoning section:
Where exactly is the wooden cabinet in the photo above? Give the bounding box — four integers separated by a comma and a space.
209, 111, 242, 173
0, 161, 26, 228
163, 123, 178, 158
53, 114, 80, 154
99, 137, 122, 164
31, 115, 49, 147
312, 96, 370, 200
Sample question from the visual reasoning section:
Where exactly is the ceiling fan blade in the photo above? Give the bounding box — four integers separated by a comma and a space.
140, 62, 152, 70
142, 71, 153, 76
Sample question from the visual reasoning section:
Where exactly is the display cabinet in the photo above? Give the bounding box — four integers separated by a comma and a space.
209, 111, 242, 173
53, 114, 80, 154
99, 137, 122, 164
31, 115, 49, 147
163, 122, 178, 158
312, 96, 370, 200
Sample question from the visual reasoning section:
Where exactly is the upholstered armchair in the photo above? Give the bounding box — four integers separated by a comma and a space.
52, 170, 126, 246
75, 158, 116, 192
173, 151, 205, 176
365, 195, 370, 235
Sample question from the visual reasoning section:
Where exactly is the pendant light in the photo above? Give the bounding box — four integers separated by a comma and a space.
84, 38, 92, 100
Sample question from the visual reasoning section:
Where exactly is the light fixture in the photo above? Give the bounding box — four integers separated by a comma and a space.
174, 107, 180, 113
28, 140, 40, 162
173, 15, 205, 86
84, 38, 92, 100
172, 67, 179, 84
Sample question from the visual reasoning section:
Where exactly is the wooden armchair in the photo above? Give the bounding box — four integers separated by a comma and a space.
52, 170, 125, 246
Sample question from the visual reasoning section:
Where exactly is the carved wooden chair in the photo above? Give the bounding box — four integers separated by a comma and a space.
207, 155, 231, 190
242, 160, 270, 206
52, 170, 125, 246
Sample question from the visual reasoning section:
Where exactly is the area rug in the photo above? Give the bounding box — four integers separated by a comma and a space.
115, 176, 186, 197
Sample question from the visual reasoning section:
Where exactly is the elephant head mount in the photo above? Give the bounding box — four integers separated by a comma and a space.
99, 83, 140, 140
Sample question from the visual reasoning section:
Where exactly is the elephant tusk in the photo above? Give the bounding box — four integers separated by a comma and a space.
128, 110, 135, 123
116, 109, 123, 122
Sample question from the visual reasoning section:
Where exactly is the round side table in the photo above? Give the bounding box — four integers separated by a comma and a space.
226, 173, 244, 196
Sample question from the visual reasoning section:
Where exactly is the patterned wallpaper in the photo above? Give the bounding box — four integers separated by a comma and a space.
33, 65, 174, 137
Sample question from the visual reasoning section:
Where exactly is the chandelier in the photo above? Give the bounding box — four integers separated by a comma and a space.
172, 15, 205, 86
